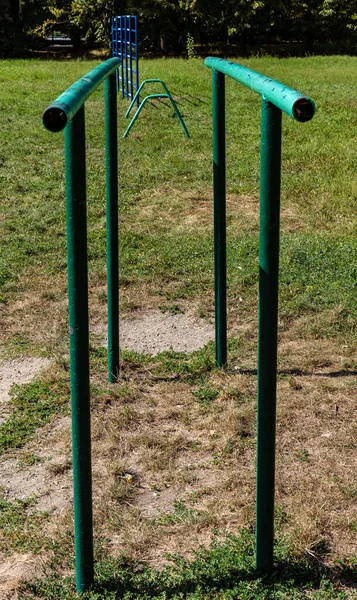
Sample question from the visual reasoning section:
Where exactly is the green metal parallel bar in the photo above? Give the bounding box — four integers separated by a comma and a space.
64, 106, 94, 593
205, 57, 315, 573
204, 57, 315, 122
105, 73, 119, 382
123, 78, 189, 138
256, 99, 282, 573
212, 69, 227, 368
42, 57, 121, 133
42, 58, 121, 593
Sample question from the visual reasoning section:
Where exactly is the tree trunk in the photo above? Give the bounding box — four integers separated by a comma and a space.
10, 0, 22, 32
0, 0, 22, 55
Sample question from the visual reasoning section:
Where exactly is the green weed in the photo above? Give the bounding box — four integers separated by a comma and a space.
153, 343, 215, 383
0, 380, 69, 454
0, 496, 50, 554
21, 529, 357, 599
192, 385, 219, 406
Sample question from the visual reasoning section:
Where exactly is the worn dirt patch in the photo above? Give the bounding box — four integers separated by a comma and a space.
95, 310, 215, 355
0, 357, 51, 425
0, 553, 39, 600
0, 358, 51, 405
133, 189, 306, 234
0, 416, 73, 512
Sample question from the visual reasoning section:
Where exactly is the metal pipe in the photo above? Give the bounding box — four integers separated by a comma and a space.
125, 79, 169, 117
135, 16, 139, 107
125, 15, 129, 99
123, 90, 189, 138
64, 106, 94, 592
212, 69, 227, 368
42, 58, 120, 132
256, 98, 282, 573
129, 16, 133, 100
105, 73, 119, 382
120, 16, 124, 98
204, 57, 315, 122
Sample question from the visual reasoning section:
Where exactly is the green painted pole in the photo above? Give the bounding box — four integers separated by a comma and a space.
204, 57, 315, 123
42, 58, 121, 133
256, 98, 282, 573
105, 73, 119, 382
212, 68, 227, 368
64, 106, 94, 593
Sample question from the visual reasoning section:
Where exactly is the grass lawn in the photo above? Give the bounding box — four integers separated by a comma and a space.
0, 55, 357, 598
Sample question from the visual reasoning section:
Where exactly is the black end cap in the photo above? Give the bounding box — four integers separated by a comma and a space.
292, 98, 315, 123
42, 107, 67, 132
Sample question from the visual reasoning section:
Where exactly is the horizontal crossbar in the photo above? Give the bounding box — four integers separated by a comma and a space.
204, 57, 315, 122
42, 57, 121, 132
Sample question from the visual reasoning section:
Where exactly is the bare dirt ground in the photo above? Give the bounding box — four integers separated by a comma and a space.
0, 267, 357, 599
94, 309, 215, 355
0, 358, 51, 425
0, 311, 216, 598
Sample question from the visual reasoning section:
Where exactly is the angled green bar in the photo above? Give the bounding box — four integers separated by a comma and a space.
212, 69, 227, 368
123, 78, 189, 138
204, 57, 315, 123
42, 57, 120, 133
256, 99, 282, 573
105, 73, 119, 382
64, 106, 94, 592
125, 78, 165, 117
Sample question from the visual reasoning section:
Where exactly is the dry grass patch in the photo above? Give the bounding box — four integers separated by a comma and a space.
75, 374, 257, 564
0, 268, 68, 359
1, 328, 357, 592
129, 187, 307, 235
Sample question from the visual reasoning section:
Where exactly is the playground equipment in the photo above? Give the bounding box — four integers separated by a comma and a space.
112, 15, 139, 105
205, 56, 315, 572
111, 16, 188, 137
123, 78, 190, 138
42, 57, 121, 593
42, 56, 315, 592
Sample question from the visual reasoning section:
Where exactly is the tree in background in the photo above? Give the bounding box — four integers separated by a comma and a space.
5, 0, 357, 56
70, 0, 126, 45
0, 0, 22, 55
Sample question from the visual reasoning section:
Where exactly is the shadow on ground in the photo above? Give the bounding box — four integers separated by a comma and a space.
22, 529, 357, 599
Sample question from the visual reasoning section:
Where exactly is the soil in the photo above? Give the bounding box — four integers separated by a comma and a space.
0, 358, 51, 424
118, 310, 215, 355
0, 311, 216, 597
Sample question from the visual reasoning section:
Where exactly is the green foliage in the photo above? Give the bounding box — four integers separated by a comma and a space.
0, 0, 17, 56
186, 32, 195, 60
70, 0, 119, 44
17, 0, 357, 54
22, 529, 357, 598
192, 385, 219, 406
0, 497, 50, 554
0, 380, 69, 454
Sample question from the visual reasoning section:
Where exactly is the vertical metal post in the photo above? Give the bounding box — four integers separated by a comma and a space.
135, 16, 139, 107
256, 98, 282, 573
105, 73, 119, 383
64, 106, 94, 593
124, 15, 129, 99
120, 16, 124, 98
112, 16, 118, 91
212, 68, 227, 368
129, 16, 133, 100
